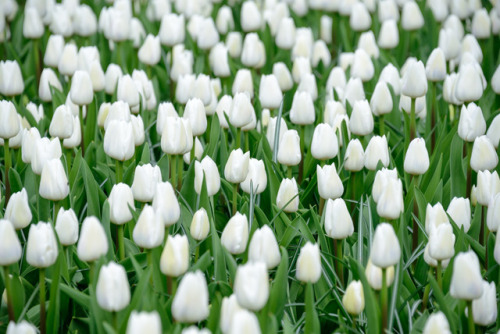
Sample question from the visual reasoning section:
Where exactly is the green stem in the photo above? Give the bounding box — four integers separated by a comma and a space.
195, 245, 200, 263
287, 166, 293, 179
66, 149, 72, 173
379, 115, 385, 136
236, 128, 241, 149
118, 225, 125, 261
467, 300, 475, 334
232, 183, 238, 215
40, 269, 46, 334
381, 268, 388, 333
305, 282, 317, 333
299, 125, 305, 183
112, 311, 118, 333
410, 97, 416, 142
466, 141, 472, 198
4, 138, 11, 202
436, 261, 442, 290
79, 106, 85, 156
53, 201, 61, 224
430, 82, 436, 153
422, 273, 431, 311
337, 239, 344, 287
34, 39, 41, 84
171, 155, 177, 186
412, 176, 420, 253
147, 250, 153, 286
351, 171, 356, 214
244, 131, 249, 152
3, 266, 15, 321
115, 159, 123, 184
177, 154, 183, 190
190, 137, 196, 162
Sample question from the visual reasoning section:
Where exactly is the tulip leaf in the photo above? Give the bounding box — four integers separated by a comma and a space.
81, 158, 101, 217
427, 272, 459, 333
268, 246, 289, 322
46, 256, 61, 334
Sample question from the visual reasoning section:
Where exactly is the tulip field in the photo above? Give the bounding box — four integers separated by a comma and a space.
2, 0, 500, 333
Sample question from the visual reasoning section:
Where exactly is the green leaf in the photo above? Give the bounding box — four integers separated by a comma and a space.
268, 247, 289, 322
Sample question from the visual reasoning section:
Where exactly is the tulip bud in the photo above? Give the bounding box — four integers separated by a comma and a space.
364, 135, 390, 170
401, 1, 424, 31
44, 35, 64, 67
377, 177, 404, 220
77, 216, 108, 262
486, 114, 500, 148
438, 28, 461, 62
404, 138, 430, 175
370, 81, 393, 116
343, 139, 365, 172
351, 49, 374, 82
234, 261, 269, 311
225, 32, 242, 59
350, 2, 371, 31
104, 64, 123, 95
26, 222, 58, 268
455, 64, 484, 102
0, 61, 24, 96
450, 251, 483, 300
49, 5, 72, 36
325, 198, 354, 239
275, 17, 296, 50
39, 158, 69, 201
209, 43, 230, 77
317, 164, 343, 200
239, 33, 262, 68
349, 100, 374, 136
425, 202, 450, 234
181, 98, 206, 137
49, 105, 73, 139
458, 103, 486, 142
0, 219, 22, 266
428, 223, 456, 261
296, 242, 321, 283
487, 193, 500, 232
378, 20, 399, 49
221, 212, 249, 255
160, 234, 189, 277
55, 208, 79, 246
241, 158, 267, 195
470, 136, 498, 172
159, 13, 185, 46
277, 130, 301, 166
371, 223, 401, 268
476, 170, 500, 206
108, 183, 134, 225
365, 258, 395, 290
23, 7, 44, 39
194, 157, 221, 196
153, 181, 180, 226
103, 120, 135, 161
0, 101, 19, 139
447, 197, 471, 232
5, 188, 31, 230
273, 62, 293, 92
216, 6, 234, 34
96, 262, 130, 312
220, 294, 243, 334
132, 205, 164, 249
117, 75, 140, 110
69, 71, 93, 107
172, 271, 209, 323
469, 280, 495, 326
289, 91, 315, 125
342, 281, 365, 315
137, 34, 161, 66
241, 1, 262, 32
310, 124, 338, 161
401, 61, 427, 98
423, 312, 452, 334
6, 321, 37, 334
225, 149, 250, 184
127, 311, 162, 334
39, 68, 63, 102
426, 48, 447, 82
259, 75, 282, 110
131, 164, 161, 202
343, 77, 366, 108
31, 137, 62, 175
277, 177, 299, 213
248, 225, 281, 269
372, 168, 398, 203
228, 93, 252, 129
189, 208, 210, 241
